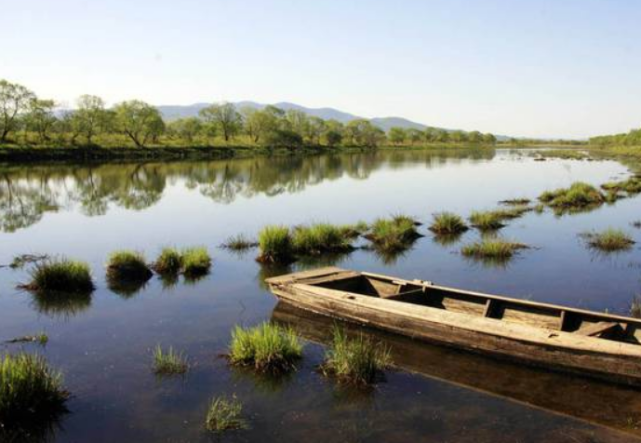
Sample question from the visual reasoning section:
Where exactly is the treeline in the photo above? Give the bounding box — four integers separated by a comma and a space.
589, 127, 641, 147
0, 79, 496, 149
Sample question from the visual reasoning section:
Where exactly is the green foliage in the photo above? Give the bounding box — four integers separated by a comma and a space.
229, 322, 303, 374
205, 395, 247, 433
0, 79, 35, 142
0, 353, 69, 427
106, 250, 152, 281
181, 247, 212, 277
366, 215, 421, 252
152, 247, 183, 275
429, 212, 468, 235
500, 198, 531, 206
538, 182, 604, 210
292, 223, 356, 255
113, 100, 164, 148
24, 258, 94, 293
468, 210, 506, 231
321, 326, 391, 385
461, 239, 529, 260
581, 229, 635, 252
152, 345, 189, 375
257, 225, 294, 264
199, 103, 242, 142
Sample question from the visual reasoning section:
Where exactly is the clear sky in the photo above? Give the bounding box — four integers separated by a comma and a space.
3, 0, 640, 138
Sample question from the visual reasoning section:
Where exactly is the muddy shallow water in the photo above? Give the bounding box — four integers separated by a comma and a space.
1, 149, 640, 442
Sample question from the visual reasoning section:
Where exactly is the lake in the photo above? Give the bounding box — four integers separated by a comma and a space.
1, 148, 640, 442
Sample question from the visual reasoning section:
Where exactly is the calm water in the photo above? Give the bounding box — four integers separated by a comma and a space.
1, 149, 641, 442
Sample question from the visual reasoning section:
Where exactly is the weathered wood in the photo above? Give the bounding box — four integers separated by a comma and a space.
577, 322, 620, 337
265, 267, 641, 386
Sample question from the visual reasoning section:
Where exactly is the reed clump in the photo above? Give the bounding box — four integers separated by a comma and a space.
601, 177, 641, 195
500, 198, 531, 206
221, 234, 258, 251
0, 353, 69, 427
468, 211, 506, 231
292, 223, 356, 255
181, 247, 212, 277
152, 247, 183, 275
205, 395, 247, 433
429, 212, 468, 235
538, 182, 604, 210
21, 258, 94, 294
228, 322, 303, 374
321, 326, 391, 385
152, 345, 189, 375
461, 239, 529, 260
106, 250, 153, 282
581, 229, 635, 252
256, 226, 294, 264
365, 215, 421, 252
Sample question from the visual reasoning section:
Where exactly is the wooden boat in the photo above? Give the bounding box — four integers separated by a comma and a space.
265, 267, 641, 386
272, 302, 641, 436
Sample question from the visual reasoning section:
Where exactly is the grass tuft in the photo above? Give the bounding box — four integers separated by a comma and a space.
321, 326, 391, 385
6, 332, 48, 346
106, 250, 152, 282
152, 345, 189, 375
500, 198, 531, 206
21, 258, 94, 294
581, 228, 635, 252
429, 212, 468, 235
0, 353, 69, 427
461, 239, 529, 260
468, 211, 506, 231
205, 395, 247, 433
229, 322, 303, 374
221, 234, 258, 251
152, 247, 183, 275
292, 223, 356, 255
539, 182, 604, 211
256, 226, 294, 264
365, 215, 421, 252
181, 247, 212, 277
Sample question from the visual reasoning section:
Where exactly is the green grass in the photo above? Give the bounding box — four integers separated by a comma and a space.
468, 211, 506, 231
534, 149, 589, 160
0, 353, 69, 427
292, 223, 356, 255
601, 177, 641, 195
257, 225, 294, 264
221, 234, 259, 251
500, 198, 531, 206
581, 228, 635, 252
181, 247, 212, 277
22, 258, 95, 294
229, 322, 303, 374
205, 395, 247, 433
321, 326, 391, 385
461, 239, 529, 260
152, 345, 189, 376
152, 247, 183, 275
538, 182, 605, 210
365, 215, 421, 252
429, 212, 468, 235
106, 250, 152, 281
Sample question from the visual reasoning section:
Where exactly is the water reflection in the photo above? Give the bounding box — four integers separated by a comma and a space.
30, 290, 92, 319
0, 149, 495, 232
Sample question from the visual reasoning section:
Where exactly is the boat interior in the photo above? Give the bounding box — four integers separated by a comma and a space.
309, 271, 641, 344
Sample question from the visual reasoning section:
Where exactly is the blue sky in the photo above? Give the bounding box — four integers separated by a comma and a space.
3, 0, 640, 138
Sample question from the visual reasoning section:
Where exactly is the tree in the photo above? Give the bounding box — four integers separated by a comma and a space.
113, 100, 164, 148
199, 103, 242, 142
72, 95, 109, 144
262, 129, 303, 151
0, 80, 35, 142
25, 99, 57, 143
388, 127, 407, 145
167, 117, 203, 143
326, 130, 343, 147
482, 133, 496, 144
305, 117, 326, 145
468, 131, 483, 144
407, 128, 423, 145
345, 120, 385, 148
284, 109, 309, 139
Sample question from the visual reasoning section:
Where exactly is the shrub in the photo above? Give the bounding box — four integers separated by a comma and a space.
22, 258, 94, 294
321, 327, 391, 385
205, 395, 246, 433
229, 322, 303, 374
257, 226, 294, 264
429, 212, 468, 235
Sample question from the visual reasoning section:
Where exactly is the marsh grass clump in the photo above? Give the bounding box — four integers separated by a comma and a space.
493, 206, 532, 220
365, 216, 422, 252
292, 223, 356, 256
257, 226, 294, 264
152, 345, 189, 376
581, 229, 635, 252
21, 258, 94, 294
221, 234, 259, 252
0, 353, 69, 428
6, 332, 48, 346
538, 182, 604, 211
181, 247, 212, 278
229, 322, 303, 374
461, 239, 529, 261
429, 212, 468, 236
9, 254, 49, 270
321, 327, 391, 385
601, 177, 641, 195
500, 198, 531, 206
106, 250, 153, 282
152, 247, 183, 275
205, 395, 247, 433
468, 211, 506, 231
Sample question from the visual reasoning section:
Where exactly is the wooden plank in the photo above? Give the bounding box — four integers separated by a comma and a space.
483, 299, 494, 317
576, 322, 620, 337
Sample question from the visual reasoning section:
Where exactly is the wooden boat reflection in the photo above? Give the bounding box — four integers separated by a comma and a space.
271, 301, 641, 436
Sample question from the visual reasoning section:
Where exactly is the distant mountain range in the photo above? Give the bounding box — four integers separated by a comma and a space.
157, 101, 504, 137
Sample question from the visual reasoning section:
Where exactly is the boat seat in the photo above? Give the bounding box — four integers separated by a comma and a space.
576, 321, 621, 337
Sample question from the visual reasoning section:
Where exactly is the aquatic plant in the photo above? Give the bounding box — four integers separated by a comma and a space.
228, 322, 303, 374
365, 216, 421, 252
0, 353, 69, 428
21, 258, 95, 294
468, 211, 505, 231
181, 247, 212, 277
205, 395, 247, 433
500, 198, 531, 206
257, 225, 294, 264
9, 254, 49, 269
152, 345, 189, 375
581, 229, 635, 252
106, 250, 153, 282
538, 182, 604, 210
292, 223, 356, 255
6, 332, 48, 346
601, 177, 641, 195
321, 326, 391, 385
152, 247, 183, 275
429, 212, 468, 235
221, 234, 258, 251
461, 239, 529, 260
